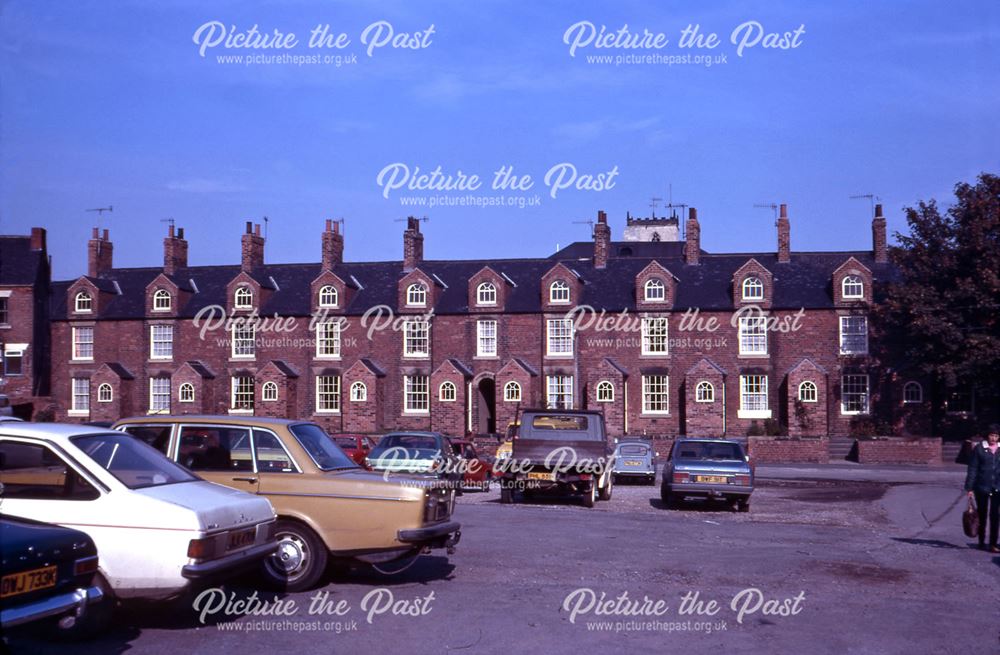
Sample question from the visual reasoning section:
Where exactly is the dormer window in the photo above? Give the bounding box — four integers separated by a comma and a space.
549, 280, 570, 304
406, 283, 427, 307
234, 287, 253, 309
842, 275, 864, 299
153, 289, 171, 312
741, 277, 764, 301
644, 278, 665, 302
75, 291, 93, 313
318, 285, 339, 308
477, 282, 497, 306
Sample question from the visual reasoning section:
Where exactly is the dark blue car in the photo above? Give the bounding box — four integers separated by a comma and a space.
660, 439, 754, 512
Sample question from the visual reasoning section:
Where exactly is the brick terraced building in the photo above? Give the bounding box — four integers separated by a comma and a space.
11, 206, 933, 437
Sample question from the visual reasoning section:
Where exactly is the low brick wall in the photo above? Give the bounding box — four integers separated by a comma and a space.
855, 437, 942, 465
747, 437, 829, 463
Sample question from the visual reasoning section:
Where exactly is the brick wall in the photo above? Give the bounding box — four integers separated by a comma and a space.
855, 438, 942, 465
747, 437, 830, 463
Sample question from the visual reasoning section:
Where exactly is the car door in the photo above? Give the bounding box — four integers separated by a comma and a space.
177, 424, 259, 493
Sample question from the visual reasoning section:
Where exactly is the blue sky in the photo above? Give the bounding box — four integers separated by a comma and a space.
1, 0, 997, 279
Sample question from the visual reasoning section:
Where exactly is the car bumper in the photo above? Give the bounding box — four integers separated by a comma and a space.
614, 470, 655, 477
1, 585, 104, 629
181, 541, 279, 581
397, 521, 462, 550
667, 483, 753, 498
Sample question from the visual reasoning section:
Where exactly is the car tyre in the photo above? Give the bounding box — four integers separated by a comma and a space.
500, 485, 514, 504
599, 474, 612, 501
263, 519, 328, 592
660, 485, 675, 509
583, 482, 596, 508
737, 499, 750, 513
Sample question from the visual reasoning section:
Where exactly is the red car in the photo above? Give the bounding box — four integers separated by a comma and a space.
329, 434, 379, 467
449, 439, 494, 490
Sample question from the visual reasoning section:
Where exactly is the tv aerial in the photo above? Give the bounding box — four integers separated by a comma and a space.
849, 193, 881, 216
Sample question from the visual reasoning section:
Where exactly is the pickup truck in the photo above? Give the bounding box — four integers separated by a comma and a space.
498, 409, 613, 508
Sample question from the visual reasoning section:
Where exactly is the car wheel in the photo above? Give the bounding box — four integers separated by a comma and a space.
660, 485, 675, 509
583, 482, 596, 508
263, 519, 328, 592
55, 572, 115, 640
500, 485, 514, 504
599, 474, 612, 501
737, 499, 750, 513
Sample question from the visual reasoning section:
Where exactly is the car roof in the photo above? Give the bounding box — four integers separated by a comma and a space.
380, 431, 444, 438
114, 415, 306, 427
0, 422, 117, 444
674, 438, 742, 444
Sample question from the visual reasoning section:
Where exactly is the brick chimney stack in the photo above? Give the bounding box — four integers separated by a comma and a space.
241, 221, 265, 272
872, 203, 888, 264
684, 208, 700, 265
164, 225, 189, 276
777, 203, 791, 264
322, 219, 344, 271
593, 210, 610, 269
403, 216, 424, 272
30, 227, 47, 252
88, 227, 113, 278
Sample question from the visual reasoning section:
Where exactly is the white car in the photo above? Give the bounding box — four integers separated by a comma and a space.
0, 423, 277, 604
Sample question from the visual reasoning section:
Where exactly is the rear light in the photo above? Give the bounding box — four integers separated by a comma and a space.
187, 537, 215, 560
73, 555, 99, 576
578, 473, 591, 481
732, 475, 751, 486
672, 472, 691, 484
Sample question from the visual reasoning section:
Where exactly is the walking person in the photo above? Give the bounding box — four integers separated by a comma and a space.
965, 425, 1000, 552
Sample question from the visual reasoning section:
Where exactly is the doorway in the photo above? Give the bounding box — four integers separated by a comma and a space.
476, 378, 496, 435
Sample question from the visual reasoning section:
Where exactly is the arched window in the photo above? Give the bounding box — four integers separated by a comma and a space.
179, 383, 195, 403
741, 276, 764, 301
234, 287, 253, 309
903, 381, 923, 404
350, 381, 367, 402
75, 291, 92, 313
406, 283, 427, 306
318, 285, 338, 308
798, 381, 818, 403
549, 280, 570, 303
153, 289, 171, 311
477, 282, 497, 306
644, 278, 665, 302
695, 381, 715, 403
97, 383, 113, 403
504, 381, 521, 402
842, 275, 864, 299
262, 381, 279, 402
595, 380, 614, 402
439, 381, 457, 402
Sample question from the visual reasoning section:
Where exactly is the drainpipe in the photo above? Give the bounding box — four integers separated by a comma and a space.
624, 380, 629, 434
467, 381, 473, 434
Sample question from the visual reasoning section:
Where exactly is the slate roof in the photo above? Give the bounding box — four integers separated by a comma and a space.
49, 241, 897, 320
0, 236, 45, 285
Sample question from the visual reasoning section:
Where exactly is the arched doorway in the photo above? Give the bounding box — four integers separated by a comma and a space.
476, 378, 496, 435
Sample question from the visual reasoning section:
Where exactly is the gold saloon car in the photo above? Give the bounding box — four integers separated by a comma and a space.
113, 416, 460, 591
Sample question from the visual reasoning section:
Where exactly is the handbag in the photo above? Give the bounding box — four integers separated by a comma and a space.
963, 496, 980, 539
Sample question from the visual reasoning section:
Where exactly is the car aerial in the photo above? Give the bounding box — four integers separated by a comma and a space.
612, 438, 657, 485
500, 409, 613, 508
449, 438, 493, 491
329, 434, 379, 468
0, 423, 278, 609
366, 431, 461, 485
114, 416, 461, 590
1, 516, 104, 635
660, 438, 754, 512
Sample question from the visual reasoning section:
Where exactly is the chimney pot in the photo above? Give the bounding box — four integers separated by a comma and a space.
875, 203, 883, 218
92, 227, 99, 239
30, 227, 47, 252
779, 203, 787, 219
325, 219, 333, 231
245, 221, 253, 234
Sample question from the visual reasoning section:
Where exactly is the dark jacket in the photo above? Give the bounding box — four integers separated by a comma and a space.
964, 442, 1000, 494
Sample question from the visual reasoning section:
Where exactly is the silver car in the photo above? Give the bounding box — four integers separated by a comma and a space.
611, 439, 657, 485
660, 439, 754, 512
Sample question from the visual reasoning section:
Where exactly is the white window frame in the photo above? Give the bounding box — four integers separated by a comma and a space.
350, 381, 367, 402
641, 317, 669, 355
903, 381, 923, 404
549, 280, 570, 304
403, 375, 430, 414
152, 289, 172, 312
70, 378, 90, 415
75, 291, 93, 313
503, 381, 522, 403
231, 324, 256, 360
262, 381, 279, 402
477, 282, 497, 306
315, 375, 341, 413
318, 285, 339, 308
741, 276, 764, 301
644, 278, 665, 302
149, 377, 170, 413
439, 381, 457, 402
641, 374, 670, 415
230, 376, 255, 413
695, 381, 715, 403
595, 380, 614, 403
477, 320, 497, 357
546, 318, 574, 357
841, 374, 870, 415
179, 382, 195, 403
403, 320, 430, 358
406, 283, 427, 307
839, 316, 868, 355
738, 374, 770, 419
234, 287, 254, 309
842, 275, 864, 299
72, 326, 94, 361
149, 324, 173, 360
546, 375, 574, 409
316, 320, 341, 359
97, 383, 113, 403
798, 381, 818, 403
738, 316, 768, 356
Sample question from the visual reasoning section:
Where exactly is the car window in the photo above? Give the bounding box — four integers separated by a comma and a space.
0, 440, 100, 500
72, 432, 197, 489
179, 426, 253, 472
253, 430, 295, 473
120, 425, 173, 455
289, 423, 358, 471
675, 442, 744, 461
333, 437, 357, 449
619, 445, 648, 456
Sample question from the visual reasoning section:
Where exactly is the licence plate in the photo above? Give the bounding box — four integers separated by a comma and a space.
227, 528, 256, 551
527, 471, 555, 481
624, 460, 642, 466
696, 475, 727, 484
1, 565, 57, 599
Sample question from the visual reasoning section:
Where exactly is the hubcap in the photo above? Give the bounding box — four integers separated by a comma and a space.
268, 531, 309, 579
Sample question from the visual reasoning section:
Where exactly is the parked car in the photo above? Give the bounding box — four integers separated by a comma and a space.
499, 409, 613, 508
449, 438, 493, 490
612, 438, 657, 485
660, 438, 754, 512
0, 394, 12, 417
1, 516, 104, 635
114, 417, 461, 591
329, 433, 379, 468
367, 432, 461, 485
0, 423, 278, 607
